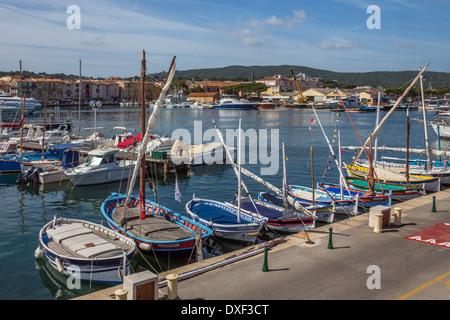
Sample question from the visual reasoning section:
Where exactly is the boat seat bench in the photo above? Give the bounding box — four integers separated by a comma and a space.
46, 223, 124, 259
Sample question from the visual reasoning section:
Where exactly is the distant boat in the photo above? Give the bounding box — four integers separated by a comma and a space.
36, 216, 136, 285
329, 97, 362, 112
0, 91, 42, 120
215, 96, 255, 109
256, 101, 276, 110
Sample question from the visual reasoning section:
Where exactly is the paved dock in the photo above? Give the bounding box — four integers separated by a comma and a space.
76, 189, 450, 301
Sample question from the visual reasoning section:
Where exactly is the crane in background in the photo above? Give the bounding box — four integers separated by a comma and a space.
290, 67, 309, 107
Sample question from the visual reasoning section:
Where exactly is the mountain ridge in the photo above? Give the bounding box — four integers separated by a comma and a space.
152, 64, 450, 89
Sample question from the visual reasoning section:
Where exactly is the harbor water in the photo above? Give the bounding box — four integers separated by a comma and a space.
0, 106, 444, 300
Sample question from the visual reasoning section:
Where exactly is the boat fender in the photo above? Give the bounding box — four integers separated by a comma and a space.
34, 246, 43, 259
55, 257, 65, 273
139, 243, 152, 251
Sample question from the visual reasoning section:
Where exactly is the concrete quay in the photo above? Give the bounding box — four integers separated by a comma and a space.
76, 189, 450, 301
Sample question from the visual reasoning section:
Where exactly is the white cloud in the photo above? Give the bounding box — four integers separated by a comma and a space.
265, 15, 283, 26
394, 41, 415, 49
286, 9, 308, 27
314, 38, 364, 50
232, 9, 308, 46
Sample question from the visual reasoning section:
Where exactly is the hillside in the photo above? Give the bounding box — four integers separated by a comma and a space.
152, 65, 450, 89
2, 65, 450, 89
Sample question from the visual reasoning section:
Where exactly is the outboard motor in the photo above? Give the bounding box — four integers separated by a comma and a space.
16, 167, 43, 184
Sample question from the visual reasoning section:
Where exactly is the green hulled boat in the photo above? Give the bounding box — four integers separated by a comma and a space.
344, 175, 422, 201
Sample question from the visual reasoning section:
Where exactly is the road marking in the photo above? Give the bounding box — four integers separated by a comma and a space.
446, 280, 450, 298
397, 271, 450, 300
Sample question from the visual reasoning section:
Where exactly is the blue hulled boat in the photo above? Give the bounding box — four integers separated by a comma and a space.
185, 198, 266, 242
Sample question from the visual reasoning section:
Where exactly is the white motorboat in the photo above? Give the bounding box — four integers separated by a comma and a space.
64, 147, 136, 186
215, 96, 256, 109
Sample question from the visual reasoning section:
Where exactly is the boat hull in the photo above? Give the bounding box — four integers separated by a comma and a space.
346, 165, 441, 192
0, 159, 22, 173
38, 217, 136, 285
257, 192, 335, 224
65, 166, 133, 186
185, 198, 265, 242
214, 104, 255, 109
231, 197, 316, 233
288, 184, 389, 215
39, 169, 68, 184
101, 193, 213, 253
344, 176, 421, 201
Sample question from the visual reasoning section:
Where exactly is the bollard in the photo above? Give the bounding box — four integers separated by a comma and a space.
374, 213, 383, 233
262, 247, 269, 272
327, 227, 333, 249
432, 196, 436, 212
167, 274, 179, 300
394, 207, 402, 226
114, 288, 128, 300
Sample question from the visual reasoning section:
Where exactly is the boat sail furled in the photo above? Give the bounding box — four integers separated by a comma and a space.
101, 53, 212, 254
185, 119, 267, 241
349, 63, 448, 190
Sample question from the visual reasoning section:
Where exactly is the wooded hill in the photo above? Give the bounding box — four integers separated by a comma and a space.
3, 64, 450, 89
152, 65, 450, 89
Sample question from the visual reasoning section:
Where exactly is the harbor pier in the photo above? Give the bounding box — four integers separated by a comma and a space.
75, 188, 450, 301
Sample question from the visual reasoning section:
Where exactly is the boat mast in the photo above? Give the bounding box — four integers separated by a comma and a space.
78, 59, 82, 136
352, 63, 430, 165
373, 92, 381, 165
237, 118, 242, 223
366, 134, 375, 196
419, 71, 432, 171
19, 60, 25, 156
140, 50, 146, 204
125, 55, 176, 205
406, 108, 410, 186
41, 81, 48, 160
282, 142, 289, 209
311, 105, 349, 191
311, 146, 315, 206
338, 130, 344, 198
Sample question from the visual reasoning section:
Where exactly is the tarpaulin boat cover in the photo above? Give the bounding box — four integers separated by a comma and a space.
117, 134, 157, 149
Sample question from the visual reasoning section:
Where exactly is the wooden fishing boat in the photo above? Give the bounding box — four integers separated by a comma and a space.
230, 196, 315, 233
185, 198, 266, 242
258, 192, 335, 224
346, 164, 440, 192
101, 193, 212, 253
101, 53, 213, 255
344, 176, 421, 201
36, 216, 136, 285
287, 184, 390, 215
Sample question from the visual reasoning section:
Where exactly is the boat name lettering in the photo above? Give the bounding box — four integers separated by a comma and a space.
158, 243, 180, 248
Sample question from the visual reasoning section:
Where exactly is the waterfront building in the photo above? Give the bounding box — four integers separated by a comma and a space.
199, 81, 243, 95
187, 92, 220, 103
117, 80, 162, 102
256, 74, 323, 96
303, 88, 332, 104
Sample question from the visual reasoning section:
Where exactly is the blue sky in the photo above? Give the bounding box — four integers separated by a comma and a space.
1, 0, 449, 78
